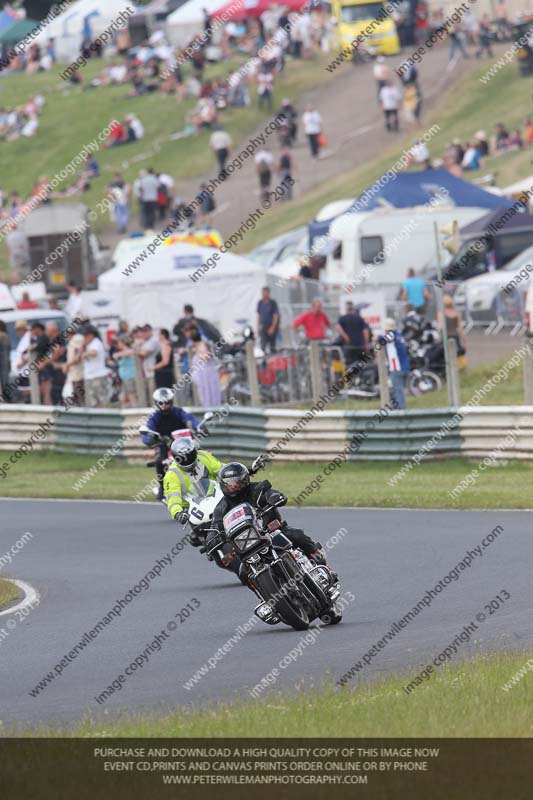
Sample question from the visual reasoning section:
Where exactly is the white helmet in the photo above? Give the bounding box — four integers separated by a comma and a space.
171, 438, 197, 472
153, 387, 174, 409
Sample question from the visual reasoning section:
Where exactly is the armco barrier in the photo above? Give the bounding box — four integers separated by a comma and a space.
1, 404, 533, 463
0, 405, 58, 452
345, 408, 464, 461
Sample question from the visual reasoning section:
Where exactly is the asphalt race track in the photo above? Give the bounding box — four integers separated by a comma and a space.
1, 499, 531, 727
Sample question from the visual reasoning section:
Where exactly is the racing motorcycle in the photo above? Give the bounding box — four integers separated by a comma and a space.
139, 412, 214, 494
214, 501, 342, 631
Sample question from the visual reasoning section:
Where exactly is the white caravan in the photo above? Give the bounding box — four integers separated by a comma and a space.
323, 205, 488, 288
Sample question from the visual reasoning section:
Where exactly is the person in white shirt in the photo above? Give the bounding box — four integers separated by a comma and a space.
126, 113, 144, 141
209, 125, 232, 176
410, 139, 430, 164
302, 103, 322, 158
373, 56, 390, 98
82, 326, 109, 407
257, 68, 274, 110
378, 81, 401, 132
65, 282, 83, 320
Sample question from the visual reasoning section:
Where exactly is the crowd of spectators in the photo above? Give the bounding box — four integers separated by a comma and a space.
0, 94, 45, 141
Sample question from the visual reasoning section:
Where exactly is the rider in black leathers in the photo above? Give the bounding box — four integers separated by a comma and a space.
206, 463, 326, 566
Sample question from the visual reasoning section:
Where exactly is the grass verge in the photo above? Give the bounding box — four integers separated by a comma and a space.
2, 451, 532, 509
0, 577, 21, 610
14, 651, 533, 737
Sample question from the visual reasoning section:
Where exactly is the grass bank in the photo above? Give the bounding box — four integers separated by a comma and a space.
237, 57, 533, 252
0, 578, 21, 610
2, 451, 532, 509
15, 650, 533, 737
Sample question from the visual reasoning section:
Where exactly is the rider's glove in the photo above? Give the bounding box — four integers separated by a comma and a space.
205, 533, 224, 560
269, 491, 287, 507
174, 511, 189, 526
144, 432, 159, 447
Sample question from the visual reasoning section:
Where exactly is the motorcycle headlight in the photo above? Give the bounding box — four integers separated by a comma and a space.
232, 527, 262, 553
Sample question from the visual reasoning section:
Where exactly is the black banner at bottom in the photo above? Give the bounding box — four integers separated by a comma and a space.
1, 738, 532, 799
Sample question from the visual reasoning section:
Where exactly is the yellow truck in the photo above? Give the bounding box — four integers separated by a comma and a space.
332, 0, 401, 56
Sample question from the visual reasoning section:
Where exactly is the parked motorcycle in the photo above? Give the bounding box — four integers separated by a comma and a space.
401, 312, 443, 396
214, 500, 342, 631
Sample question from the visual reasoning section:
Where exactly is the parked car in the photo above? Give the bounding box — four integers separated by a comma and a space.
457, 244, 533, 323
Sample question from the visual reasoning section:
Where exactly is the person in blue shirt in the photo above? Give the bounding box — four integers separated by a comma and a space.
141, 387, 199, 500
400, 268, 429, 313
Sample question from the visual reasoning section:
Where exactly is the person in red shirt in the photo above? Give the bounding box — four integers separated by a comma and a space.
16, 291, 39, 310
292, 298, 331, 340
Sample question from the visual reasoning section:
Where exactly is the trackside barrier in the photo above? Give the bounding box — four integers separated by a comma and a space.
1, 405, 533, 462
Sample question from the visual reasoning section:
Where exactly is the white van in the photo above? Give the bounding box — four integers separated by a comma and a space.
323, 205, 487, 289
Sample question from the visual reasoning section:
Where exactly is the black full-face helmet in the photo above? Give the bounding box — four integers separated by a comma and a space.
219, 462, 250, 497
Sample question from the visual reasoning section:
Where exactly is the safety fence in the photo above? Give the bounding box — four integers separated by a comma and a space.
1, 404, 533, 463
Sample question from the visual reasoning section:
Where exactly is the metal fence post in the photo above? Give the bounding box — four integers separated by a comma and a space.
447, 337, 461, 406
523, 340, 533, 405
376, 347, 390, 407
134, 354, 148, 407
309, 341, 323, 403
245, 339, 261, 406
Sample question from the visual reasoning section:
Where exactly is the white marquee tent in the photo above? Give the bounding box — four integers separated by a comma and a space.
34, 0, 139, 63
98, 237, 266, 335
165, 0, 224, 45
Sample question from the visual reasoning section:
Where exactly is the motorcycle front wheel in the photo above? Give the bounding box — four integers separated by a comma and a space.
408, 370, 442, 396
254, 569, 310, 631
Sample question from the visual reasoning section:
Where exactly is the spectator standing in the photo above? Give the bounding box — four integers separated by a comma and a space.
29, 321, 53, 405
292, 298, 331, 340
65, 281, 82, 319
302, 103, 322, 158
438, 294, 466, 364
153, 328, 175, 389
448, 25, 469, 61
0, 320, 10, 399
189, 328, 221, 406
137, 323, 160, 397
278, 148, 294, 199
156, 176, 171, 221
198, 182, 216, 224
257, 286, 280, 352
400, 268, 429, 312
255, 148, 274, 203
113, 336, 138, 407
257, 66, 274, 110
45, 320, 66, 405
173, 305, 221, 348
82, 326, 109, 408
476, 14, 494, 58
110, 173, 130, 234
335, 302, 369, 366
209, 125, 232, 178
64, 326, 85, 405
139, 168, 159, 229
382, 317, 409, 410
379, 81, 401, 132
13, 320, 30, 402
373, 56, 390, 99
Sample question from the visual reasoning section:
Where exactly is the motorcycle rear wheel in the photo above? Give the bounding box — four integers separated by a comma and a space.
254, 569, 310, 631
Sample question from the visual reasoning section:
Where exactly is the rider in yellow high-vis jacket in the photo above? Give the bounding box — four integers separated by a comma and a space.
164, 437, 223, 522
